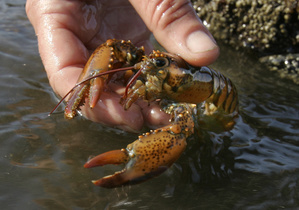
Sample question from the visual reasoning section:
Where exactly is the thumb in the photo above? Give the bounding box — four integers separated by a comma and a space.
129, 0, 219, 66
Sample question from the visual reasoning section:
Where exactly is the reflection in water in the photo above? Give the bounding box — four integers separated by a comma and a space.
0, 1, 299, 209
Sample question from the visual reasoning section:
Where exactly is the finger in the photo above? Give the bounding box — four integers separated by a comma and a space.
82, 91, 144, 132
136, 101, 171, 129
26, 0, 89, 97
129, 0, 219, 66
109, 83, 170, 130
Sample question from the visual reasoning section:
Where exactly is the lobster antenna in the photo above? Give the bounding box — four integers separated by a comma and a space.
48, 66, 135, 116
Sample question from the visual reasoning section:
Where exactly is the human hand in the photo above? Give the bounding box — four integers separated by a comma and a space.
26, 0, 219, 132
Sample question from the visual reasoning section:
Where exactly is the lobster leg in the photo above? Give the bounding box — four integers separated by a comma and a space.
84, 104, 195, 188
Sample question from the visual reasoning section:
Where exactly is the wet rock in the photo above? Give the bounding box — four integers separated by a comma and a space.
192, 0, 299, 84
259, 54, 299, 84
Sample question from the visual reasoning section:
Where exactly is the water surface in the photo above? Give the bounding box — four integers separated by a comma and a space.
0, 1, 298, 209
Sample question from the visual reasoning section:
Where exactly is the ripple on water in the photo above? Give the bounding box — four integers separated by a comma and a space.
0, 1, 299, 209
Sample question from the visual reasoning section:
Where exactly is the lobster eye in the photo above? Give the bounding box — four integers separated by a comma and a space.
154, 57, 169, 67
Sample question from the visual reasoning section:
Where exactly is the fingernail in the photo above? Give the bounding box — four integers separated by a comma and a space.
186, 31, 217, 53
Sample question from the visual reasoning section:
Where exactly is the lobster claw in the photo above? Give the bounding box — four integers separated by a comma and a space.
63, 39, 144, 119
84, 127, 189, 188
84, 104, 195, 188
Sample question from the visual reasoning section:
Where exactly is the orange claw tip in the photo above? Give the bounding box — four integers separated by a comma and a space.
84, 150, 129, 168
89, 77, 104, 108
90, 171, 130, 188
90, 166, 169, 188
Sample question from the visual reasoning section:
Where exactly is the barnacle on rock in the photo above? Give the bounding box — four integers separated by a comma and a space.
192, 0, 299, 84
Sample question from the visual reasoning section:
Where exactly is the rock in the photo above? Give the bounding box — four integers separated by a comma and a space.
192, 0, 299, 84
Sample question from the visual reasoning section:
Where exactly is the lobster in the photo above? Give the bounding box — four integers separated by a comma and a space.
50, 39, 238, 188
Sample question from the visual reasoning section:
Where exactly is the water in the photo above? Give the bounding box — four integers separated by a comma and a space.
1, 1, 299, 209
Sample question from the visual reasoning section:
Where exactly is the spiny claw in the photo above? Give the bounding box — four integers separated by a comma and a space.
61, 39, 144, 119
84, 104, 195, 188
84, 128, 189, 188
